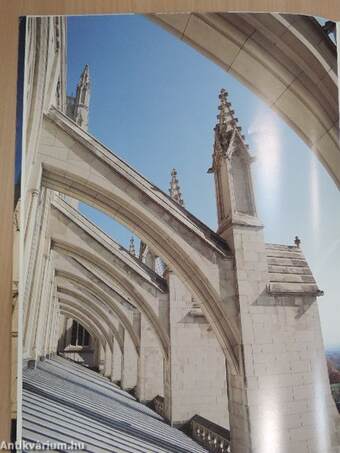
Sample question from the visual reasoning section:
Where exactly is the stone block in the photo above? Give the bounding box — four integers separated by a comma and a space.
293, 384, 315, 401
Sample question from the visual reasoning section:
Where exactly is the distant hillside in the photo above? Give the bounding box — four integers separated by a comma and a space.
326, 348, 340, 412
326, 348, 340, 370
327, 359, 340, 384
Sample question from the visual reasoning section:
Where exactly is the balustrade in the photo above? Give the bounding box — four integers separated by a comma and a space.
189, 415, 230, 453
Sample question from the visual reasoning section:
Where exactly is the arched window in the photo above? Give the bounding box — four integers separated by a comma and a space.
70, 320, 90, 346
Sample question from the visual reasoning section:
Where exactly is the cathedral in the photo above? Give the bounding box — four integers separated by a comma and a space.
16, 15, 340, 453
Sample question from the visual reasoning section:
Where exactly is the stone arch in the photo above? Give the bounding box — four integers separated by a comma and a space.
58, 290, 124, 352
52, 243, 166, 357
58, 300, 116, 353
59, 307, 106, 353
58, 285, 140, 355
50, 195, 167, 294
39, 110, 241, 373
150, 13, 339, 186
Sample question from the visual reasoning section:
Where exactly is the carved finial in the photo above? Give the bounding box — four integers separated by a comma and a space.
216, 88, 238, 136
217, 88, 228, 128
76, 64, 90, 98
294, 236, 301, 248
79, 64, 90, 86
73, 64, 91, 130
129, 236, 136, 256
169, 168, 184, 207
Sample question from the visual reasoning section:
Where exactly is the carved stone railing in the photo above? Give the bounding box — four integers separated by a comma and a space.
151, 395, 165, 419
188, 415, 230, 452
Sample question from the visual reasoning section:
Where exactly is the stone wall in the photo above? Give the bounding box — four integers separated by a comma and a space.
121, 322, 138, 390
165, 272, 229, 427
225, 226, 340, 453
111, 337, 122, 383
136, 314, 164, 402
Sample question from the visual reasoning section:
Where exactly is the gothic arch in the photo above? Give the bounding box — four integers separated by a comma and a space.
50, 196, 167, 295
51, 243, 167, 357
59, 300, 115, 352
52, 247, 141, 354
59, 307, 106, 353
55, 274, 129, 355
58, 285, 140, 355
57, 290, 124, 352
39, 109, 241, 373
150, 13, 339, 187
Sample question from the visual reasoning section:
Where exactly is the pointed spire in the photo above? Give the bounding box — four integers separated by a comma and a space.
169, 168, 184, 207
74, 64, 91, 130
215, 88, 243, 139
78, 64, 90, 88
129, 236, 136, 256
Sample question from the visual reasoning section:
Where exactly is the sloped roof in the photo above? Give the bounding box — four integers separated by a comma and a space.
266, 243, 323, 297
22, 356, 207, 453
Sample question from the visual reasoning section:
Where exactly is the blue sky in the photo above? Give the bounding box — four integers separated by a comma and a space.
67, 14, 340, 349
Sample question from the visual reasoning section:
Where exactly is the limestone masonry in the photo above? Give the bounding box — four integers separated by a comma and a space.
17, 15, 340, 453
